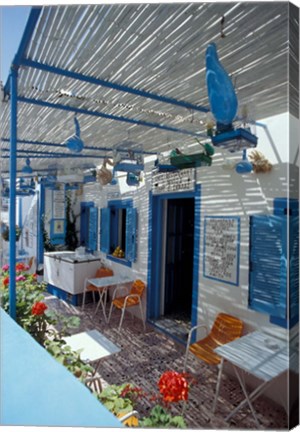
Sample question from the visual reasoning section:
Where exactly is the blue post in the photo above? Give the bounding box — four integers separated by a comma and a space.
9, 67, 18, 320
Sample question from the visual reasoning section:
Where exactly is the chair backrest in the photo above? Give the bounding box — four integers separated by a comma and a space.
130, 279, 145, 297
95, 267, 113, 278
210, 313, 243, 345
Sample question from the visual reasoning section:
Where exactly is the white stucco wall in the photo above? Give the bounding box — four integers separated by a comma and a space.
80, 113, 297, 408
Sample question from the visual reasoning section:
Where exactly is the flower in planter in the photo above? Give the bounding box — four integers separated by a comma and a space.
2, 264, 9, 272
2, 276, 9, 286
32, 301, 48, 316
158, 370, 189, 403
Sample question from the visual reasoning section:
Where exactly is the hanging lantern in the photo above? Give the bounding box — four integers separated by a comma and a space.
21, 158, 33, 174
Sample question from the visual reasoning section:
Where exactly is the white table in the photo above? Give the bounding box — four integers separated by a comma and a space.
64, 329, 121, 388
215, 331, 297, 427
82, 275, 134, 322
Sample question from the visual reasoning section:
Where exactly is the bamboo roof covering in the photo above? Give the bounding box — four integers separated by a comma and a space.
0, 2, 298, 175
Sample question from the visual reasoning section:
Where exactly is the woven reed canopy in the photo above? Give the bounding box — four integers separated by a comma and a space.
0, 2, 298, 175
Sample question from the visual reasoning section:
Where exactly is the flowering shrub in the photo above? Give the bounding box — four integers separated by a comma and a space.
1, 263, 50, 345
98, 371, 190, 428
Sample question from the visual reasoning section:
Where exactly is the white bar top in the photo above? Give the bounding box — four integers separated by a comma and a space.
215, 331, 296, 382
64, 329, 121, 362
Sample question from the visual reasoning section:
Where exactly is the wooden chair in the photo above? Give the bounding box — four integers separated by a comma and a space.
108, 279, 146, 332
81, 267, 113, 309
184, 312, 244, 412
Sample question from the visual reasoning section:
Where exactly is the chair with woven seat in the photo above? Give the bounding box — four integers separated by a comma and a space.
81, 267, 114, 310
184, 312, 243, 412
108, 279, 146, 332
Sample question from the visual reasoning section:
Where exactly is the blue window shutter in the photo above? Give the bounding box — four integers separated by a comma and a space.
290, 216, 299, 321
80, 202, 94, 245
88, 207, 98, 251
249, 215, 286, 318
100, 207, 110, 253
125, 207, 137, 262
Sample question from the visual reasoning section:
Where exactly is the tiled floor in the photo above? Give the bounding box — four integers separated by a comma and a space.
45, 293, 288, 430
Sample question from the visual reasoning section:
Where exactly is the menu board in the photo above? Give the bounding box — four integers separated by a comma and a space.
53, 185, 65, 219
203, 216, 240, 286
152, 168, 195, 194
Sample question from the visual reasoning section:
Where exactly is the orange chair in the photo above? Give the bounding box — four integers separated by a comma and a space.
108, 279, 146, 332
184, 313, 243, 412
82, 267, 114, 309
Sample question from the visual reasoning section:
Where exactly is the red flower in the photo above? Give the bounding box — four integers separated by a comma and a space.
16, 262, 26, 272
3, 276, 9, 286
158, 371, 188, 403
31, 302, 48, 316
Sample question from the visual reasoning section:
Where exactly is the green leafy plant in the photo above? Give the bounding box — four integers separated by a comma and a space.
97, 383, 143, 417
65, 191, 79, 250
44, 338, 94, 380
139, 405, 186, 428
1, 223, 22, 241
41, 216, 56, 251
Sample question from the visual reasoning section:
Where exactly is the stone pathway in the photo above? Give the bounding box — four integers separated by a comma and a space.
44, 293, 288, 430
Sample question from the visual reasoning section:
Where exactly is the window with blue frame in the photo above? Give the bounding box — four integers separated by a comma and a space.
248, 207, 299, 329
100, 199, 137, 266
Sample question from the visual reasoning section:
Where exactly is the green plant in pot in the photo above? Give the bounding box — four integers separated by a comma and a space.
1, 223, 22, 241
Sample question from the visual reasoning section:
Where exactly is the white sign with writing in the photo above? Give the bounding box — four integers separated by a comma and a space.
53, 185, 65, 219
152, 168, 195, 194
203, 216, 240, 286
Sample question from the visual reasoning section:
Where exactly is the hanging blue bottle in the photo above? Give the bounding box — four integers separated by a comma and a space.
206, 43, 238, 131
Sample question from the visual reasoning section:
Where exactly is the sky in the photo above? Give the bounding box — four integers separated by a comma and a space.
0, 5, 31, 84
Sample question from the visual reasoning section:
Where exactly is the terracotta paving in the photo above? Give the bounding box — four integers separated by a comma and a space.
45, 293, 288, 430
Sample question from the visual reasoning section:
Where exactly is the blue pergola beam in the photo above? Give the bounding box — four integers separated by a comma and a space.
4, 7, 42, 96
21, 58, 210, 114
1, 138, 157, 155
2, 148, 107, 158
18, 96, 207, 139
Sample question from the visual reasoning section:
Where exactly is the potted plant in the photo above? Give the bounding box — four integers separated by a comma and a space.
1, 223, 22, 241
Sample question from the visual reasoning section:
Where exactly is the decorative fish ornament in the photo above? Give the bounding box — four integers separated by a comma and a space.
206, 43, 238, 129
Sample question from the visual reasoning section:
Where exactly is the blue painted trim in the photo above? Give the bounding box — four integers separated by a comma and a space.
4, 7, 42, 96
37, 184, 45, 266
108, 199, 133, 208
1, 138, 157, 156
9, 68, 18, 320
18, 196, 22, 229
191, 184, 201, 342
203, 216, 240, 286
270, 314, 299, 329
21, 58, 210, 114
18, 97, 208, 139
2, 154, 105, 159
147, 192, 154, 321
107, 255, 132, 268
80, 202, 94, 246
2, 148, 106, 158
147, 187, 201, 340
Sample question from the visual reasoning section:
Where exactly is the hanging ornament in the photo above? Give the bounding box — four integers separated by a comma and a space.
66, 116, 84, 153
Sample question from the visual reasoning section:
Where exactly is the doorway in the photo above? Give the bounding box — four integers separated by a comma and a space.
164, 198, 194, 320
148, 187, 201, 343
